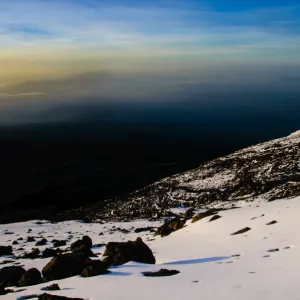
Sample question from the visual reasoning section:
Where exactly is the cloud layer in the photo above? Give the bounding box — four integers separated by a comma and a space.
1, 0, 300, 85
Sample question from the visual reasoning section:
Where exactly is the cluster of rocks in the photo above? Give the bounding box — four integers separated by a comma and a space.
0, 235, 156, 294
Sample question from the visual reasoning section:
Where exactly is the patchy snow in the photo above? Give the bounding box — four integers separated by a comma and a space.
1, 196, 300, 299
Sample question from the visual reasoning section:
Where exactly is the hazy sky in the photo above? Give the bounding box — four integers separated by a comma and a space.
1, 0, 300, 85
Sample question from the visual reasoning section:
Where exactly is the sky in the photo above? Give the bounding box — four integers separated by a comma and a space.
1, 0, 300, 86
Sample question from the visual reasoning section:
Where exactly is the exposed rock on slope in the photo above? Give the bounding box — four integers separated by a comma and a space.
93, 130, 300, 220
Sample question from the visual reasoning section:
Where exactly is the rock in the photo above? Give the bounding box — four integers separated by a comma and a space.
266, 220, 277, 225
42, 248, 58, 258
142, 269, 180, 277
71, 236, 92, 251
81, 260, 109, 277
44, 283, 60, 291
0, 246, 13, 256
12, 241, 19, 245
209, 215, 222, 222
23, 248, 40, 259
192, 210, 217, 223
267, 248, 280, 253
42, 253, 88, 280
231, 227, 251, 235
38, 294, 84, 300
154, 218, 186, 237
184, 208, 195, 219
72, 245, 97, 258
18, 238, 24, 241
103, 237, 155, 266
27, 229, 32, 233
53, 241, 66, 248
19, 268, 42, 287
27, 237, 36, 242
36, 239, 48, 246
134, 227, 156, 233
0, 266, 26, 287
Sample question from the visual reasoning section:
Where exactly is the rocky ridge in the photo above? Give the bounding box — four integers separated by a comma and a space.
82, 130, 300, 221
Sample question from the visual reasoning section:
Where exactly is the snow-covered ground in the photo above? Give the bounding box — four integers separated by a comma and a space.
1, 196, 300, 299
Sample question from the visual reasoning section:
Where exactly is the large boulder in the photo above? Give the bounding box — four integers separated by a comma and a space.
154, 218, 186, 237
81, 260, 109, 277
0, 246, 13, 256
71, 236, 92, 251
18, 268, 42, 287
103, 237, 155, 266
72, 245, 97, 258
42, 248, 59, 258
0, 266, 26, 287
36, 238, 48, 246
42, 253, 88, 280
23, 248, 40, 259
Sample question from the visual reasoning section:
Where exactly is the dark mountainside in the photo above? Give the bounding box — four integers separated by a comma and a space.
0, 125, 299, 223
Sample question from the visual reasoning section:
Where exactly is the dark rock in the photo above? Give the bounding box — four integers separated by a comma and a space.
27, 229, 32, 233
36, 239, 48, 246
27, 237, 36, 242
72, 245, 97, 258
0, 245, 13, 256
19, 268, 42, 287
266, 220, 277, 225
0, 266, 26, 287
38, 294, 84, 300
45, 283, 60, 291
192, 210, 217, 223
12, 241, 19, 245
209, 215, 222, 222
142, 269, 180, 277
134, 227, 156, 233
53, 240, 66, 248
81, 260, 109, 277
99, 233, 104, 236
4, 232, 14, 235
42, 248, 58, 258
103, 237, 155, 266
154, 218, 186, 237
18, 238, 24, 241
267, 248, 280, 253
42, 253, 88, 280
231, 227, 251, 235
71, 236, 92, 251
184, 208, 195, 219
23, 248, 40, 259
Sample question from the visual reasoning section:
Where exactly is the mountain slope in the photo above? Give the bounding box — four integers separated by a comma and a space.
2, 196, 300, 300
96, 130, 300, 220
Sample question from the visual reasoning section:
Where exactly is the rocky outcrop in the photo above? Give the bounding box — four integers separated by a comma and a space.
42, 253, 89, 281
81, 260, 109, 277
0, 266, 26, 287
103, 237, 155, 266
71, 236, 92, 251
0, 246, 13, 256
18, 268, 42, 287
42, 248, 59, 258
154, 218, 186, 237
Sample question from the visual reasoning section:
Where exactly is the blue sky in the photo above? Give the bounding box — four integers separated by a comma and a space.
0, 0, 300, 84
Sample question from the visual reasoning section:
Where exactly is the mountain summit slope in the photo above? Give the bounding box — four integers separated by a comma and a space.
99, 131, 300, 220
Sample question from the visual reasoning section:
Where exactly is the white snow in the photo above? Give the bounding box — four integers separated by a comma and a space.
1, 196, 300, 299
